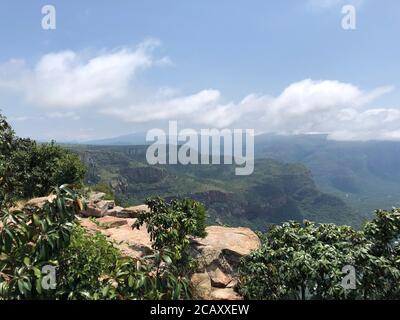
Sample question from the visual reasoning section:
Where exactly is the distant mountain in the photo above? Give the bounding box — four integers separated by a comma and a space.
84, 133, 148, 145
255, 134, 400, 219
72, 133, 400, 224
70, 144, 360, 230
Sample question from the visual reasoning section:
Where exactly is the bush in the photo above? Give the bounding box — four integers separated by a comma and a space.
0, 185, 82, 299
0, 113, 195, 300
133, 197, 207, 269
237, 209, 400, 300
0, 112, 85, 203
11, 141, 86, 199
55, 225, 192, 300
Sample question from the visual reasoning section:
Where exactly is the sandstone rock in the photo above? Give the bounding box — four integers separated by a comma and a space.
80, 217, 152, 258
96, 216, 128, 228
97, 200, 115, 210
192, 226, 260, 268
210, 288, 242, 300
81, 205, 105, 218
79, 213, 260, 300
191, 272, 212, 299
24, 194, 57, 208
191, 226, 260, 297
106, 206, 124, 216
194, 226, 261, 257
81, 200, 115, 218
116, 205, 150, 218
207, 264, 233, 288
226, 279, 238, 288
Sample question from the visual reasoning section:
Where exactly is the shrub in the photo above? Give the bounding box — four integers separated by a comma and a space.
11, 141, 86, 199
133, 197, 207, 269
237, 209, 400, 300
55, 225, 192, 300
0, 185, 82, 299
0, 112, 85, 203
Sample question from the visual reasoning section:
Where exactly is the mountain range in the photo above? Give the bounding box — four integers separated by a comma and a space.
68, 133, 400, 230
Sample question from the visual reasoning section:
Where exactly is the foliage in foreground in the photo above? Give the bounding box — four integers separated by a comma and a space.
238, 209, 400, 300
56, 225, 192, 300
0, 185, 82, 298
0, 191, 196, 300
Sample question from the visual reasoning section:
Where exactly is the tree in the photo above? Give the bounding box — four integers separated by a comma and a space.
133, 197, 207, 269
0, 185, 82, 298
237, 210, 400, 300
0, 112, 85, 203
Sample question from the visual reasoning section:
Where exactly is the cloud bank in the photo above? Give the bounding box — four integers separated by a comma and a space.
0, 40, 398, 141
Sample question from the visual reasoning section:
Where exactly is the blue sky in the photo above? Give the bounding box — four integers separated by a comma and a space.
0, 0, 399, 141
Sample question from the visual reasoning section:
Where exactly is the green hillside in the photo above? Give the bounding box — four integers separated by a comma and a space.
255, 134, 400, 220
70, 144, 361, 230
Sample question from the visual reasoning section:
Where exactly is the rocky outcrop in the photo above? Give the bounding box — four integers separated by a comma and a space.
81, 192, 149, 218
22, 194, 57, 209
189, 226, 261, 299
80, 216, 153, 258
80, 214, 260, 300
22, 192, 261, 300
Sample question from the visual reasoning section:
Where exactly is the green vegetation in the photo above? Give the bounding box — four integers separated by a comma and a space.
0, 185, 82, 298
55, 224, 193, 300
0, 113, 85, 205
133, 197, 207, 270
255, 134, 400, 220
0, 113, 200, 300
238, 209, 400, 300
72, 144, 358, 230
89, 182, 115, 200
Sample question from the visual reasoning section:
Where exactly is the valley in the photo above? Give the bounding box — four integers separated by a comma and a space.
71, 143, 360, 230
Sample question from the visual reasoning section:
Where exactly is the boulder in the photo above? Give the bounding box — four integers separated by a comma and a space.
106, 206, 125, 217
207, 264, 233, 288
191, 226, 260, 268
190, 272, 212, 299
24, 194, 57, 208
96, 216, 128, 229
81, 200, 115, 218
210, 288, 242, 300
115, 205, 150, 218
80, 217, 152, 259
190, 226, 260, 297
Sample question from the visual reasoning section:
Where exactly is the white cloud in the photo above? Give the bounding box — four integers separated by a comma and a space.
101, 78, 397, 141
102, 89, 222, 123
46, 111, 80, 120
0, 38, 168, 109
0, 40, 398, 141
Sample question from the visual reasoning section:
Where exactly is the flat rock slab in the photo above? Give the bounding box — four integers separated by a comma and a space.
193, 226, 261, 256
80, 216, 152, 258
